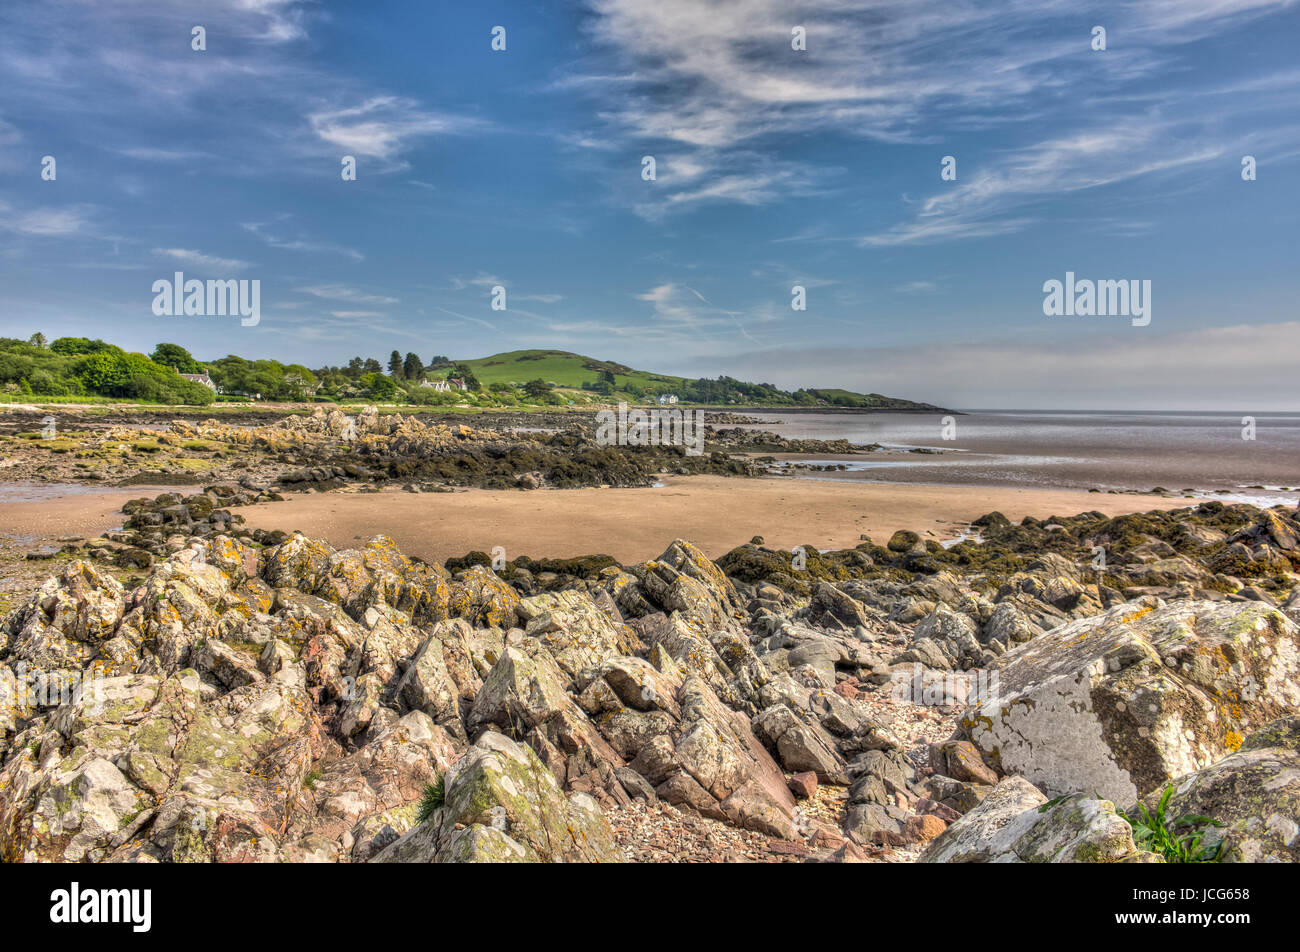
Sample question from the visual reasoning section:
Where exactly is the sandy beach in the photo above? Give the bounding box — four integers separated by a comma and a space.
218, 476, 1200, 564
0, 486, 174, 542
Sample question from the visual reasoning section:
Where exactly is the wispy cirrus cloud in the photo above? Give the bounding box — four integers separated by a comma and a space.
308, 96, 488, 169
242, 221, 364, 262
153, 247, 252, 271
860, 121, 1227, 246
296, 284, 398, 305
0, 202, 97, 237
575, 0, 1298, 227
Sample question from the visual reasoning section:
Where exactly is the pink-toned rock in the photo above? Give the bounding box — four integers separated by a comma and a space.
828, 840, 869, 863
903, 813, 948, 843
767, 839, 811, 857
810, 826, 845, 850
833, 679, 860, 701
917, 797, 963, 823
789, 771, 818, 799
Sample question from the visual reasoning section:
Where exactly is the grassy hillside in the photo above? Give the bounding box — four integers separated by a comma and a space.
463, 350, 686, 391
462, 349, 940, 410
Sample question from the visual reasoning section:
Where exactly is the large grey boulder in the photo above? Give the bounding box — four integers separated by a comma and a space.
961, 598, 1300, 804
1148, 716, 1300, 862
920, 776, 1140, 863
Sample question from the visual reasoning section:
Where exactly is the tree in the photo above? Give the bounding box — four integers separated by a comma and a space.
346, 357, 364, 379
403, 352, 424, 381
523, 378, 553, 399
361, 372, 397, 400
283, 365, 318, 401
150, 342, 203, 374
427, 354, 453, 370
50, 337, 111, 356
362, 357, 382, 375
388, 350, 404, 378
450, 362, 480, 390
28, 333, 46, 349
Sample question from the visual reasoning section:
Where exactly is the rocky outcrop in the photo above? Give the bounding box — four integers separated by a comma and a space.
573, 655, 798, 838
4, 500, 1300, 864
960, 598, 1300, 804
372, 733, 620, 863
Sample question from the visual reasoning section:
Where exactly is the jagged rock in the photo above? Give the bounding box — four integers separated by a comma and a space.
371, 733, 620, 863
894, 606, 985, 671
961, 598, 1300, 804
468, 645, 629, 806
752, 704, 849, 783
0, 670, 317, 862
447, 565, 519, 628
307, 711, 461, 845
982, 601, 1040, 646
805, 582, 878, 630
573, 658, 797, 838
515, 590, 642, 682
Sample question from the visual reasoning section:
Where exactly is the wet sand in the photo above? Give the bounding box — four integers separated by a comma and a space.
226, 476, 1200, 564
0, 486, 173, 541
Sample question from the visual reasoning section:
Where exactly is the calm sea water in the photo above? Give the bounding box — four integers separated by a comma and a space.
737, 410, 1300, 499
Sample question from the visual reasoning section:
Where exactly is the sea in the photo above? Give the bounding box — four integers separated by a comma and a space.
734, 409, 1300, 504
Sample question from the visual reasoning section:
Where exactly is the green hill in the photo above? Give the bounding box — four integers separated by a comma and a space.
463, 350, 686, 392
461, 349, 941, 410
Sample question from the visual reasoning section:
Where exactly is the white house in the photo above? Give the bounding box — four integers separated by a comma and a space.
657, 393, 679, 405
180, 372, 217, 391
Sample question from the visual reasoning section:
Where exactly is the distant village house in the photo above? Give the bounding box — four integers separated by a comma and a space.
180, 372, 217, 391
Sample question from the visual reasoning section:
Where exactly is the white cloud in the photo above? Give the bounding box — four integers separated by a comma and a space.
153, 247, 251, 271
0, 203, 96, 237
576, 0, 1297, 223
297, 284, 398, 305
308, 96, 486, 167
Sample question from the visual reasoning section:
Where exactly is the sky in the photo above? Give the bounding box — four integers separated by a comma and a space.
0, 0, 1297, 410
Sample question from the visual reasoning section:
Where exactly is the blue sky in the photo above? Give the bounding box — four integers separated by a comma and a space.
1, 0, 1298, 409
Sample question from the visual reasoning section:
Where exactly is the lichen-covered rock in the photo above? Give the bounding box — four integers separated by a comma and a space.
752, 703, 849, 783
573, 656, 798, 838
307, 711, 461, 844
919, 776, 1140, 863
514, 590, 641, 682
447, 565, 518, 628
630, 542, 770, 712
962, 598, 1300, 804
371, 732, 621, 862
2, 561, 127, 670
1148, 716, 1300, 862
892, 604, 993, 673
0, 669, 318, 862
468, 645, 630, 806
